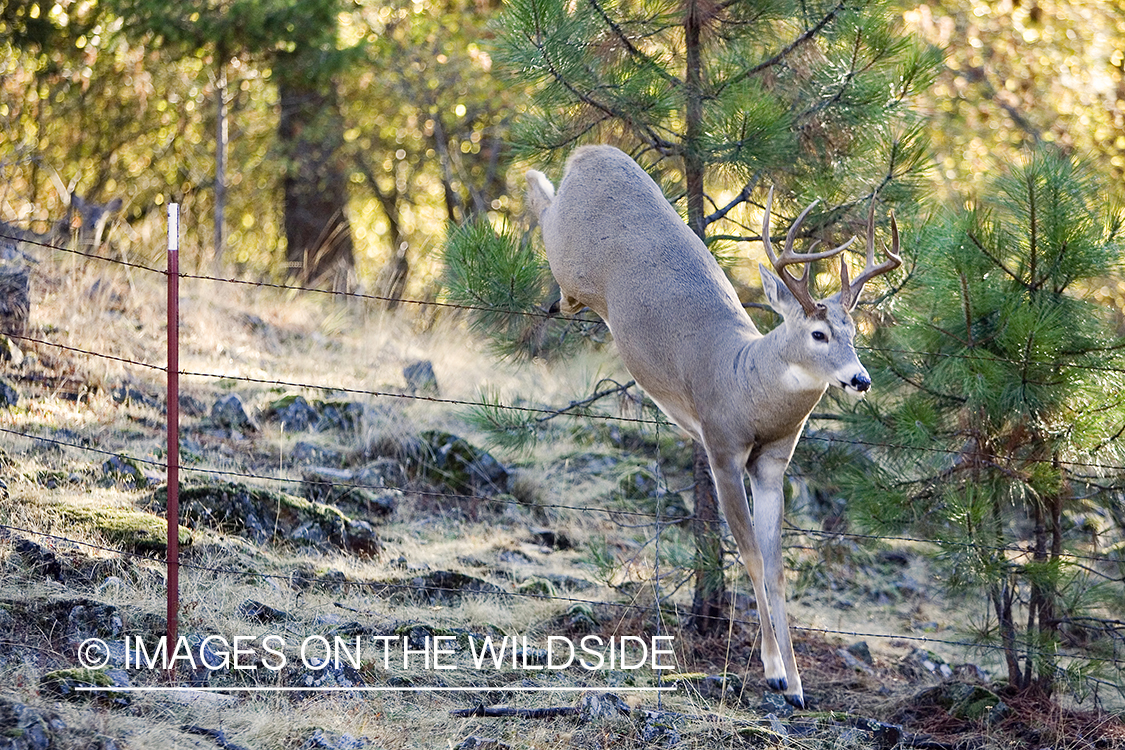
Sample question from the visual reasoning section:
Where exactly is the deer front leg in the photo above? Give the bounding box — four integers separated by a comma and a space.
748, 446, 805, 708
705, 449, 788, 693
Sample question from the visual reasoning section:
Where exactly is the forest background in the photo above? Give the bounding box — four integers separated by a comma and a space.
2, 0, 1125, 731
2, 0, 1125, 310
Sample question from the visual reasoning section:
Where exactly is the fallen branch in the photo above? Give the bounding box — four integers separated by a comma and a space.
450, 704, 578, 719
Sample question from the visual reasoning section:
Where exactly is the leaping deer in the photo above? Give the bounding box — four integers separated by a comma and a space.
525, 145, 900, 708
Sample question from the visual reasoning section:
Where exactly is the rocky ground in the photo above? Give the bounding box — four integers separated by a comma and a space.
0, 266, 1122, 750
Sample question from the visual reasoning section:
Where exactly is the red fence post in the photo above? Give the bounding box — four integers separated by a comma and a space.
166, 203, 180, 677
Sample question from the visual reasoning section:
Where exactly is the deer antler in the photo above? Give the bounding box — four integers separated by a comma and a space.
762, 187, 856, 317
838, 196, 901, 311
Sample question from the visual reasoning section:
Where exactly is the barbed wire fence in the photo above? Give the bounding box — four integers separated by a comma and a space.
1, 225, 1124, 698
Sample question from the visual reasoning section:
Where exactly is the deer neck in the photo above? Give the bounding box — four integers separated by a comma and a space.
739, 325, 829, 400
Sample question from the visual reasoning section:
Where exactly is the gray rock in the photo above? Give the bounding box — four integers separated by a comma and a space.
403, 359, 439, 395
528, 527, 572, 550
211, 393, 259, 433
102, 454, 153, 489
0, 696, 65, 750
239, 599, 290, 623
301, 466, 400, 518
15, 538, 67, 581
0, 379, 18, 408
178, 393, 208, 417
453, 739, 509, 750
316, 401, 368, 432
640, 713, 681, 746
352, 458, 406, 490
846, 640, 874, 665
290, 441, 342, 464
758, 690, 795, 718
576, 692, 631, 721
406, 570, 504, 605
265, 395, 321, 431
289, 658, 367, 701
112, 385, 160, 409
298, 728, 372, 750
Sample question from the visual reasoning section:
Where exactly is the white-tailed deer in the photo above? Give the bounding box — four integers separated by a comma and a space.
0, 174, 122, 259
526, 146, 900, 708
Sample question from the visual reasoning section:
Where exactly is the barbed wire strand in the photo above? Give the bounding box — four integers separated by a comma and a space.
2, 520, 1122, 671
0, 422, 1121, 571
7, 228, 1125, 378
7, 330, 1125, 475
2, 231, 1124, 678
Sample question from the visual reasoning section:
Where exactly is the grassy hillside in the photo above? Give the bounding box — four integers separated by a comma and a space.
0, 250, 1121, 750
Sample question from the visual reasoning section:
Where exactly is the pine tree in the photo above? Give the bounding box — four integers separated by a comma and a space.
447, 0, 937, 631
111, 0, 359, 288
841, 149, 1125, 696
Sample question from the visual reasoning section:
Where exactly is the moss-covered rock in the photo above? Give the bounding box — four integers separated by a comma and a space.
0, 695, 63, 749
913, 682, 1010, 725
40, 668, 128, 704
412, 431, 509, 496
403, 569, 504, 605
57, 500, 191, 553
152, 481, 380, 556
515, 577, 557, 598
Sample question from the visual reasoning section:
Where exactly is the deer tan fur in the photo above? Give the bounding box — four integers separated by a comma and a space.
526, 145, 899, 708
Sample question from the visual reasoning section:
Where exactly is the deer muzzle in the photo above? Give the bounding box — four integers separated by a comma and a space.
848, 371, 872, 393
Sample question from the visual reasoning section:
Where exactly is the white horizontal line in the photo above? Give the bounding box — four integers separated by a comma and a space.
76, 685, 677, 693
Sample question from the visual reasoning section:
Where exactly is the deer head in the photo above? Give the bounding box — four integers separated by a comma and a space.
759, 187, 901, 395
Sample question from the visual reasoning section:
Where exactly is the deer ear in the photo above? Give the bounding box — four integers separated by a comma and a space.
759, 263, 804, 320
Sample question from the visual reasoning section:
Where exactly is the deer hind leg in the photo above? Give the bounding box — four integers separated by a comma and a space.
749, 450, 805, 708
706, 451, 788, 693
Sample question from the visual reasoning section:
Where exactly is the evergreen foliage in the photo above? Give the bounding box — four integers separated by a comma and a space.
444, 215, 599, 361
494, 0, 939, 218
455, 0, 941, 634
840, 149, 1125, 696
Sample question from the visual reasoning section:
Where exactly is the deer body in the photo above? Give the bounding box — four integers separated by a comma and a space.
0, 188, 122, 260
526, 146, 899, 708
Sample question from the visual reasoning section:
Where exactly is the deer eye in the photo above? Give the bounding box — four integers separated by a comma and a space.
811, 331, 828, 342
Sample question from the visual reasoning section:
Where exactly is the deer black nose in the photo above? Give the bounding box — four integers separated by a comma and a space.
851, 373, 871, 392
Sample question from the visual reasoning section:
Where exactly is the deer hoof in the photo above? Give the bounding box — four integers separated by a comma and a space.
785, 692, 807, 709
765, 677, 788, 692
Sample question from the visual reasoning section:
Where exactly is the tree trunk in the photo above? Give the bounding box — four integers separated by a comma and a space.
355, 153, 410, 308
1030, 468, 1064, 695
276, 60, 356, 292
689, 441, 727, 633
683, 0, 728, 630
214, 56, 228, 276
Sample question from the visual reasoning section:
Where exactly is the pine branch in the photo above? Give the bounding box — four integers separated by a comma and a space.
715, 0, 850, 96
967, 229, 1024, 285
585, 0, 682, 89
703, 172, 761, 228
535, 378, 639, 424
526, 0, 678, 154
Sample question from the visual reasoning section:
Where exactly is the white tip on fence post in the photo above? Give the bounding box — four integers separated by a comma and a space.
166, 203, 180, 680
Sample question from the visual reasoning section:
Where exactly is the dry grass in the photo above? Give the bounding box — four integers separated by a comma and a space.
0, 252, 1122, 749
